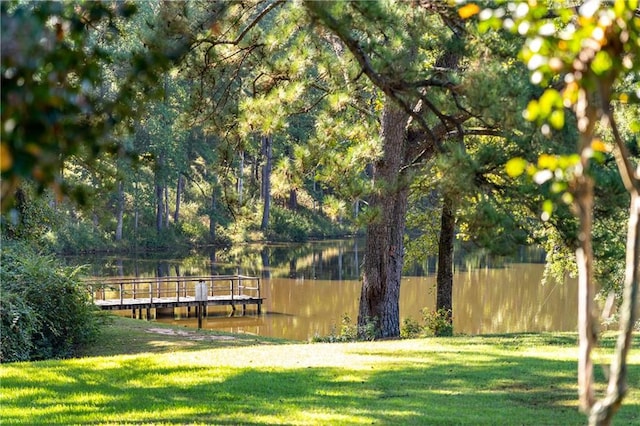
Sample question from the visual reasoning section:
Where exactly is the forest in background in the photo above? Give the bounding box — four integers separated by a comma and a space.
0, 1, 635, 275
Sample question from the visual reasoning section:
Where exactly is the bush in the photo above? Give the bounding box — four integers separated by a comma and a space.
0, 242, 99, 362
358, 316, 379, 341
311, 313, 358, 343
401, 317, 424, 339
266, 207, 312, 242
0, 292, 38, 362
311, 314, 378, 342
423, 308, 453, 337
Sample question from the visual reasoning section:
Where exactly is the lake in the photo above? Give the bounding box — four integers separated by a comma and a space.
68, 239, 579, 341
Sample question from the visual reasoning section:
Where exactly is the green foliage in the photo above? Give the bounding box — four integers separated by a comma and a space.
0, 1, 138, 208
458, 196, 530, 256
322, 195, 347, 223
0, 186, 58, 244
0, 291, 38, 362
340, 314, 359, 341
0, 242, 98, 362
399, 309, 454, 338
423, 308, 454, 337
311, 314, 378, 342
311, 313, 356, 343
52, 220, 113, 254
265, 205, 350, 242
400, 316, 423, 339
266, 206, 313, 242
358, 315, 379, 341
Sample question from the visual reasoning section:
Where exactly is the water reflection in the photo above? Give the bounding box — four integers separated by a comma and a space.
66, 240, 577, 340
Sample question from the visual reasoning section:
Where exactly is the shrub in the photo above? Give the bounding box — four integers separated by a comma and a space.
358, 316, 379, 341
0, 242, 99, 362
422, 308, 453, 337
339, 314, 358, 341
0, 292, 38, 362
401, 316, 424, 339
311, 313, 358, 343
266, 207, 312, 242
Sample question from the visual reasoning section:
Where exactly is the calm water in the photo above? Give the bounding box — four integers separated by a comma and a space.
68, 239, 578, 341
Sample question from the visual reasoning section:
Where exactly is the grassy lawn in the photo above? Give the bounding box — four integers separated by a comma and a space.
1, 316, 639, 425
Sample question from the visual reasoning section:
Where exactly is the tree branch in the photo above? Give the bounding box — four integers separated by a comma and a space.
193, 0, 285, 49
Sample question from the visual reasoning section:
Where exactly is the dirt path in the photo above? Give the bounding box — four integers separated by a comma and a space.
145, 327, 236, 341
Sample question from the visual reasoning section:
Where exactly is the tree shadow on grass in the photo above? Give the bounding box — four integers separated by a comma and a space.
5, 346, 639, 425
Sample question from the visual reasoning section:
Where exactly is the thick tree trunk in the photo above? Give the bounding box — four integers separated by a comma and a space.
435, 192, 455, 335
115, 180, 124, 242
358, 99, 410, 339
261, 134, 273, 231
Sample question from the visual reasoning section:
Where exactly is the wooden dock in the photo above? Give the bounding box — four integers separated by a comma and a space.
84, 275, 264, 325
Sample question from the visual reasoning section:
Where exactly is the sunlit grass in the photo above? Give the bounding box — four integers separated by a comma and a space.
1, 317, 639, 425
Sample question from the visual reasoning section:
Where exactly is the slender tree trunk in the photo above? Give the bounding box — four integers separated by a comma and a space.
133, 179, 139, 244
209, 188, 216, 244
155, 181, 164, 233
115, 180, 124, 242
174, 174, 184, 224
238, 150, 244, 204
261, 134, 273, 231
574, 89, 599, 414
575, 174, 597, 412
288, 189, 298, 210
358, 99, 410, 339
155, 154, 165, 234
210, 249, 217, 275
116, 259, 124, 277
590, 191, 640, 425
313, 180, 318, 211
435, 192, 456, 335
164, 184, 170, 226
587, 85, 640, 426
252, 153, 259, 189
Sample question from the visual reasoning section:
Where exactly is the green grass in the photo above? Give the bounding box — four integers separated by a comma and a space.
1, 317, 639, 425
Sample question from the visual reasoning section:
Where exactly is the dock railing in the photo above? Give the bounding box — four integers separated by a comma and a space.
84, 275, 261, 307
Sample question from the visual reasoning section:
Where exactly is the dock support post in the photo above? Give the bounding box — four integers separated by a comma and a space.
197, 302, 204, 329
